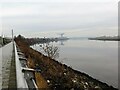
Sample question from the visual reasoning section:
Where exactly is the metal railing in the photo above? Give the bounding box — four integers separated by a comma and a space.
14, 42, 28, 89
14, 42, 38, 89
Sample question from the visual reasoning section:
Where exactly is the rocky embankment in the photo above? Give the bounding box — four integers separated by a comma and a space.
15, 35, 118, 90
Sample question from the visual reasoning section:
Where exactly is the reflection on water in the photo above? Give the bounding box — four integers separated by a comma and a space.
58, 40, 68, 45
32, 39, 118, 88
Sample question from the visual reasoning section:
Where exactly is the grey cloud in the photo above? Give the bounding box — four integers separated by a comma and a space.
1, 1, 118, 37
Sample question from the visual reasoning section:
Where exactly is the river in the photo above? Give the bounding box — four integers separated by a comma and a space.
31, 38, 118, 88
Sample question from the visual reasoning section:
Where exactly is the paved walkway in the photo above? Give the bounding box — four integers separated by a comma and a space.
2, 42, 16, 89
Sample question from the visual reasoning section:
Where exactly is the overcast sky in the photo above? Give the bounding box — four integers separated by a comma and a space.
0, 0, 119, 38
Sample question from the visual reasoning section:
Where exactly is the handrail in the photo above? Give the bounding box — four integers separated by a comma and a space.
14, 42, 28, 89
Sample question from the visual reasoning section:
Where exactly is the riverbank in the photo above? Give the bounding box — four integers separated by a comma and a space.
15, 35, 118, 90
88, 36, 120, 41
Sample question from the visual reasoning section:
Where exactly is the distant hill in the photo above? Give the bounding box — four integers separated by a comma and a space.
70, 37, 88, 40
88, 36, 120, 41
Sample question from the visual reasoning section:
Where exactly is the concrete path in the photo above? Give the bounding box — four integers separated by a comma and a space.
2, 42, 14, 88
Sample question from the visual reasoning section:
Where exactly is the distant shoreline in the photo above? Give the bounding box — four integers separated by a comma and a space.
88, 38, 120, 41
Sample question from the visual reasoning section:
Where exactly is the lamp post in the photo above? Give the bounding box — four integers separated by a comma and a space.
12, 29, 13, 42
12, 29, 14, 51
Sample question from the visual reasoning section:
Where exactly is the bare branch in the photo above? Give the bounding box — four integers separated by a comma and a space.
42, 43, 59, 59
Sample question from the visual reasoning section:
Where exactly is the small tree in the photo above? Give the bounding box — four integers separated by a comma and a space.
42, 43, 59, 59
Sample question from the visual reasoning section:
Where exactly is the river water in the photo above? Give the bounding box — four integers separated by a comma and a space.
32, 38, 118, 88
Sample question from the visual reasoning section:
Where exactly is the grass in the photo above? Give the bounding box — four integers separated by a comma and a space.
35, 72, 48, 89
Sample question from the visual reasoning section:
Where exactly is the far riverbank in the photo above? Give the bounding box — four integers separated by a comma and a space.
88, 36, 120, 41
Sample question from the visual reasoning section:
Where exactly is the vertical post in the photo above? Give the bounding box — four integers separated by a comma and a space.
12, 29, 14, 61
12, 29, 15, 54
12, 29, 13, 42
12, 29, 14, 50
1, 33, 3, 46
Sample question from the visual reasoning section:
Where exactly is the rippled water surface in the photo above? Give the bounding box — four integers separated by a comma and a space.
32, 39, 118, 88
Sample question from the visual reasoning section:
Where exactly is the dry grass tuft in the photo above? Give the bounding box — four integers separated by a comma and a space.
35, 72, 48, 89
